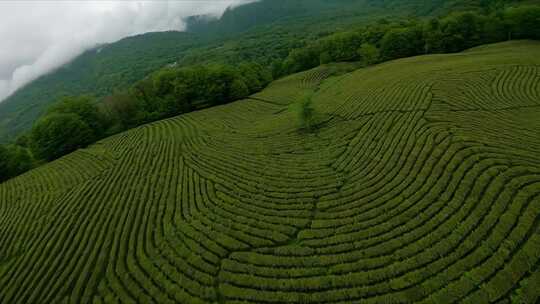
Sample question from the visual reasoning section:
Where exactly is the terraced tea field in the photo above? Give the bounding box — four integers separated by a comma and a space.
1, 41, 540, 303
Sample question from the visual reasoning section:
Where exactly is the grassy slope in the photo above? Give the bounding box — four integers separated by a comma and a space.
0, 40, 539, 303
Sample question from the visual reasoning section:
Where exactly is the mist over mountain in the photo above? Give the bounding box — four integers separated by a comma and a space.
0, 0, 255, 103
0, 0, 534, 144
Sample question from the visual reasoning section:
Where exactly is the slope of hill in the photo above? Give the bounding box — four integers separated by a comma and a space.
0, 0, 516, 143
1, 40, 539, 303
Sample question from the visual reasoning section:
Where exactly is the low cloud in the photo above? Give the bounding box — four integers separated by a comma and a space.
0, 0, 255, 102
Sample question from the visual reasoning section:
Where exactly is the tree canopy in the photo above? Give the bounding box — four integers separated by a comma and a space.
281, 5, 540, 73
30, 113, 95, 161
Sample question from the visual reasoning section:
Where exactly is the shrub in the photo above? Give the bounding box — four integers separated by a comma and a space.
357, 43, 380, 65
297, 94, 316, 131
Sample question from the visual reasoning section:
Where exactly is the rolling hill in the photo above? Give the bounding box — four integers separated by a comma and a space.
1, 40, 539, 303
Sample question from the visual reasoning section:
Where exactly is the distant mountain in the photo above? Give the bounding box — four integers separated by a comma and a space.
186, 0, 363, 36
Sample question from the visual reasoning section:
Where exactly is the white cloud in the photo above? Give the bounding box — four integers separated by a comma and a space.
0, 0, 255, 102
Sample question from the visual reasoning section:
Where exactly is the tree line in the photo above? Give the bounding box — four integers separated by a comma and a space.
1, 4, 539, 183
0, 63, 272, 182
275, 5, 540, 75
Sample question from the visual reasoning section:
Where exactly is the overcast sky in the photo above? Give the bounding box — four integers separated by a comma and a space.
0, 0, 255, 102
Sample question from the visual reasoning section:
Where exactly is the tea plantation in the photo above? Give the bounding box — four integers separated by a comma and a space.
0, 41, 539, 303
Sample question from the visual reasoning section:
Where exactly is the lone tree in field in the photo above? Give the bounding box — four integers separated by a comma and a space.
298, 93, 316, 132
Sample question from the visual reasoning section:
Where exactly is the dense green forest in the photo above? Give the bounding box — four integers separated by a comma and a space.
1, 0, 539, 183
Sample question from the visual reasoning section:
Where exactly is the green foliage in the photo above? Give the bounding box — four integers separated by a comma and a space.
186, 0, 371, 36
357, 43, 381, 65
0, 146, 8, 177
47, 96, 106, 136
21, 95, 106, 163
0, 96, 108, 180
437, 12, 486, 52
12, 61, 262, 169
319, 32, 364, 62
30, 113, 95, 161
283, 47, 323, 75
504, 5, 540, 40
283, 4, 540, 70
381, 26, 424, 59
423, 18, 445, 53
101, 90, 147, 131
149, 63, 271, 117
297, 94, 316, 131
0, 31, 199, 142
0, 144, 33, 183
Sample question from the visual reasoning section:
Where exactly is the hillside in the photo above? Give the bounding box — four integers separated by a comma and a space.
0, 0, 516, 143
1, 41, 539, 303
0, 31, 199, 143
